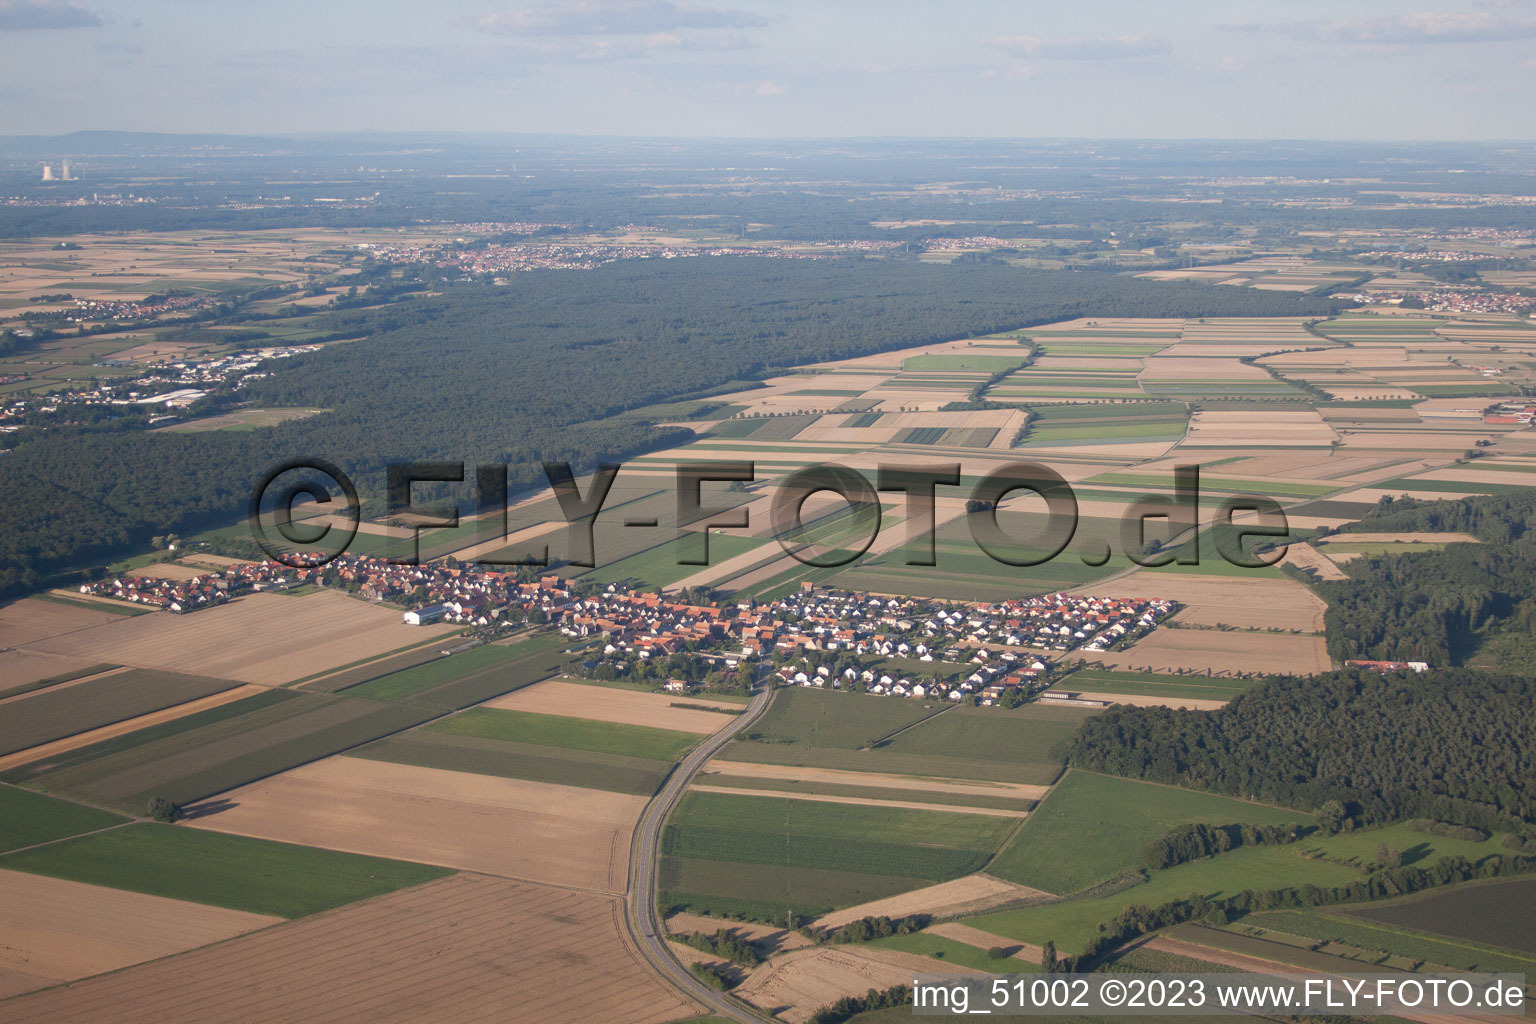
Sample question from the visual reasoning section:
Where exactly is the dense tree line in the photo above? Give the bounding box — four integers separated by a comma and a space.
0, 258, 1339, 596
808, 985, 911, 1024
675, 929, 761, 966
1143, 821, 1304, 870
1322, 492, 1536, 665
1067, 668, 1536, 833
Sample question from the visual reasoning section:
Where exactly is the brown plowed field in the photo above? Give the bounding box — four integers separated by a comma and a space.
0, 869, 281, 1001
0, 873, 698, 1024
182, 756, 644, 893
18, 591, 454, 684
484, 679, 743, 734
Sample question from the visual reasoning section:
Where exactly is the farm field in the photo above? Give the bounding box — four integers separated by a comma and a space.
180, 755, 646, 893
660, 790, 1015, 922
0, 668, 242, 757
720, 687, 1079, 785
813, 874, 1052, 930
345, 704, 700, 796
339, 632, 570, 707
732, 945, 976, 1024
971, 842, 1362, 953
0, 822, 449, 918
1089, 627, 1332, 676
0, 873, 698, 1024
1, 687, 440, 813
0, 869, 284, 1001
1054, 668, 1256, 703
1071, 573, 1325, 632
484, 678, 746, 733
0, 785, 126, 852
985, 770, 1314, 895
1241, 906, 1536, 975
15, 590, 455, 684
1346, 876, 1536, 955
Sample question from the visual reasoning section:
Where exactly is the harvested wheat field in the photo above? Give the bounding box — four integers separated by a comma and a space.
0, 873, 697, 1024
0, 870, 282, 1001
0, 650, 103, 695
736, 946, 982, 1023
18, 591, 452, 685
125, 564, 209, 582
1182, 410, 1336, 447
1070, 574, 1325, 632
1074, 691, 1228, 711
925, 922, 1044, 963
1280, 543, 1348, 582
813, 874, 1051, 930
701, 760, 1050, 802
0, 598, 124, 649
1091, 629, 1331, 676
182, 756, 644, 893
484, 679, 742, 734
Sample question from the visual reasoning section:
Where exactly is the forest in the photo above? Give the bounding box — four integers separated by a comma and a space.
1066, 666, 1536, 834
1069, 495, 1536, 834
1321, 492, 1536, 666
0, 257, 1340, 597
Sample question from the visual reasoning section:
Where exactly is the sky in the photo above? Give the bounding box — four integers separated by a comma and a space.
1, 0, 1535, 139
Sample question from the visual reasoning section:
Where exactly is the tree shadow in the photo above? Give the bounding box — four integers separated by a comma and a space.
178, 797, 239, 820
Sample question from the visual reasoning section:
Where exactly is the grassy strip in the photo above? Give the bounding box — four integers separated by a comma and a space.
692, 774, 1036, 812
0, 662, 118, 700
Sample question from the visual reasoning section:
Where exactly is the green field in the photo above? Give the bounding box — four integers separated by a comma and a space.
0, 668, 244, 757
348, 732, 676, 796
0, 785, 127, 852
736, 686, 946, 750
972, 842, 1361, 952
341, 633, 569, 707
583, 531, 767, 588
1057, 669, 1255, 702
726, 690, 1080, 785
692, 775, 1036, 812
660, 790, 1015, 920
1087, 472, 1337, 499
867, 932, 1038, 972
660, 857, 929, 922
0, 823, 451, 918
986, 771, 1314, 895
0, 661, 118, 699
2, 688, 439, 814
428, 707, 700, 761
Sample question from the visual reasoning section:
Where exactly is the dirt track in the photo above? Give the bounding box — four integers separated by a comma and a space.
0, 873, 698, 1024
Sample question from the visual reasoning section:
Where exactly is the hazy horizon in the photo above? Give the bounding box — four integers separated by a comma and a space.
2, 0, 1534, 141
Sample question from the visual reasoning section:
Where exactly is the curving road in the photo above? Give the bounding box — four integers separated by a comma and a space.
624, 682, 780, 1024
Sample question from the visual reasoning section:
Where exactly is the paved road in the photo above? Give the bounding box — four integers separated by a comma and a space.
624, 684, 780, 1024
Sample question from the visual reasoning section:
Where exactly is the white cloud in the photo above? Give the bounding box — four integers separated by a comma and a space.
755, 79, 784, 95
476, 0, 764, 37
1224, 12, 1536, 45
992, 33, 1169, 60
0, 0, 102, 30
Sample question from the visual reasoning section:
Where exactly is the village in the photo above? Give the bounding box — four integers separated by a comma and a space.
75, 552, 1176, 708
0, 343, 320, 431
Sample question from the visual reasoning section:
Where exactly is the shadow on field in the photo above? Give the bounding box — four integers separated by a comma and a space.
179, 797, 239, 820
